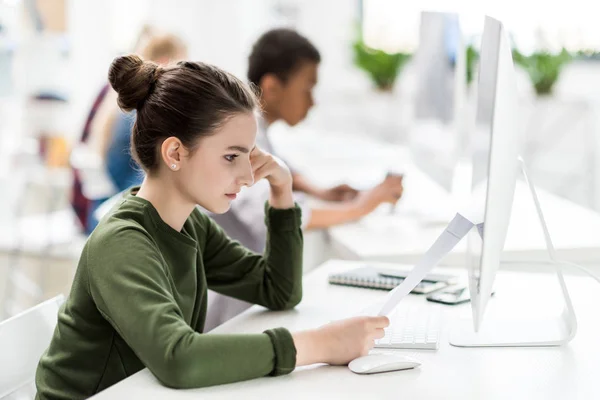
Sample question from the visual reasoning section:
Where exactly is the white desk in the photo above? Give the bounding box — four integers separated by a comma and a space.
267, 126, 600, 266
92, 260, 600, 400
329, 179, 600, 266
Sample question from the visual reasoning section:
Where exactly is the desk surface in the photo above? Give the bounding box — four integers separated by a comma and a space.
267, 127, 600, 265
329, 177, 600, 265
93, 260, 600, 400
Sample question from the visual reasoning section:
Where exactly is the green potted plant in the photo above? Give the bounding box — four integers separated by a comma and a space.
575, 49, 600, 61
352, 37, 411, 92
511, 48, 572, 96
465, 44, 479, 86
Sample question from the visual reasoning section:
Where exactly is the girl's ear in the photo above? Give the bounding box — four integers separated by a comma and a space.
161, 136, 184, 170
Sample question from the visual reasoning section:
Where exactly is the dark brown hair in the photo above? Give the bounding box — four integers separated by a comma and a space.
248, 28, 321, 86
108, 55, 258, 172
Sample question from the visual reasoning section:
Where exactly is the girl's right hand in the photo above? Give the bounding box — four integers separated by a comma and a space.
298, 316, 389, 366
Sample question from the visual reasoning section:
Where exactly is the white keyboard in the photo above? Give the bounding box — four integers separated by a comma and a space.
375, 303, 442, 350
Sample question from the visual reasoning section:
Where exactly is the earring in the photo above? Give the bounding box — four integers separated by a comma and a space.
171, 164, 177, 170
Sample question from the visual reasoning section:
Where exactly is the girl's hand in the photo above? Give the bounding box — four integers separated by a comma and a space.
250, 147, 294, 209
293, 316, 390, 366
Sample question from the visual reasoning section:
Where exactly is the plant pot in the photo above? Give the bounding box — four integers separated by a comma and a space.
375, 84, 395, 93
534, 80, 556, 96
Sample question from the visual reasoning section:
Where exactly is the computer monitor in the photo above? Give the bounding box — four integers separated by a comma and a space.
410, 11, 466, 193
449, 16, 577, 347
464, 14, 522, 331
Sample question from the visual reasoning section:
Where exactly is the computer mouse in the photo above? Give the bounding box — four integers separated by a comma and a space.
348, 354, 421, 374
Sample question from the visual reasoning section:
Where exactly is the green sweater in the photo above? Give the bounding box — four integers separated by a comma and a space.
35, 189, 303, 399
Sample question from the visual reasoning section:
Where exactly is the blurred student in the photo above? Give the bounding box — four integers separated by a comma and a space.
204, 28, 404, 330
73, 32, 187, 233
97, 33, 187, 190
71, 24, 156, 233
213, 28, 404, 249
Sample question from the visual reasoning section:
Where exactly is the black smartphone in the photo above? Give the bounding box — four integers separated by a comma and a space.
426, 285, 469, 305
426, 285, 495, 305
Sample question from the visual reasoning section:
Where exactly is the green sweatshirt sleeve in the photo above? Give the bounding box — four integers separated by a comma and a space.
202, 202, 304, 310
87, 226, 297, 389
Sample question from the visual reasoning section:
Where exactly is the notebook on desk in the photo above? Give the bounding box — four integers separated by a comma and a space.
328, 266, 457, 294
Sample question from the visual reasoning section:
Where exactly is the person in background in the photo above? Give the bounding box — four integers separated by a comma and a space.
35, 54, 389, 399
204, 28, 404, 330
71, 24, 156, 233
85, 32, 187, 232
98, 34, 188, 187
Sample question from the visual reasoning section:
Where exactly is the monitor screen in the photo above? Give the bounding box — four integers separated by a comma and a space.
410, 11, 465, 193
467, 16, 522, 331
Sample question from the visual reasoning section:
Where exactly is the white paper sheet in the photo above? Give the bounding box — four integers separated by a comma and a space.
377, 213, 475, 316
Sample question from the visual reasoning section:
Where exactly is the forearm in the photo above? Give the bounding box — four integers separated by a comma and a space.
207, 203, 303, 310
160, 333, 274, 387
291, 172, 323, 198
262, 184, 303, 308
260, 201, 304, 309
145, 329, 295, 388
203, 188, 303, 311
305, 201, 370, 230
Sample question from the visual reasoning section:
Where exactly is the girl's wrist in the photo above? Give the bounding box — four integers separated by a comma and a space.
292, 329, 329, 366
269, 182, 294, 209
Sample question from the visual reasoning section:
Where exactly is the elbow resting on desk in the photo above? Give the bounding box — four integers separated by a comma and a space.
153, 360, 223, 390
264, 280, 302, 311
149, 339, 203, 389
148, 333, 248, 389
276, 289, 302, 311
153, 363, 193, 389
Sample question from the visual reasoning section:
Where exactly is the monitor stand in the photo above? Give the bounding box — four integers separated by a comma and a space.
449, 157, 577, 347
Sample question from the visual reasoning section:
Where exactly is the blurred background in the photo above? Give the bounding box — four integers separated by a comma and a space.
1, 0, 599, 321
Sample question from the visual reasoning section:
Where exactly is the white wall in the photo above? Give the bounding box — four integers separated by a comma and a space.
6, 1, 600, 210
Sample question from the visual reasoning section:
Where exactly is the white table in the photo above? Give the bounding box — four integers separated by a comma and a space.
267, 126, 600, 266
328, 178, 600, 266
92, 259, 600, 400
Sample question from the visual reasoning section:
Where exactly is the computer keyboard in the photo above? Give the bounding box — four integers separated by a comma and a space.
374, 303, 442, 350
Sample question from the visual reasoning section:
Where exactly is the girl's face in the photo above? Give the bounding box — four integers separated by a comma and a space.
175, 112, 258, 213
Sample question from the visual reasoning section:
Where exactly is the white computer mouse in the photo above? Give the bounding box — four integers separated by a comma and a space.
348, 354, 421, 375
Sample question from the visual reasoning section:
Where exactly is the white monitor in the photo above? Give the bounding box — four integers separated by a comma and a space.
450, 16, 577, 347
466, 15, 522, 332
410, 11, 466, 193
375, 17, 579, 347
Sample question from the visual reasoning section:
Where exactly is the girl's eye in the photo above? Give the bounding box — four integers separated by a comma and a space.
224, 154, 239, 162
